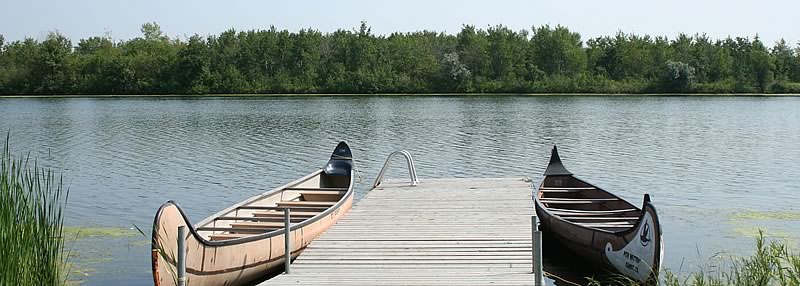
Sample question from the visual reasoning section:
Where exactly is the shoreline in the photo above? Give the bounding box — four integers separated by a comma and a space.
2, 92, 800, 98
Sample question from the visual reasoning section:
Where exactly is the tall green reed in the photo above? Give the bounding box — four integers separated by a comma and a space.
1, 136, 68, 286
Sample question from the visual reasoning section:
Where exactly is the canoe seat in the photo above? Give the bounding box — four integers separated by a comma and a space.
577, 222, 635, 228
540, 198, 618, 201
283, 187, 348, 191
561, 216, 639, 221
251, 211, 320, 218
215, 216, 306, 222
300, 191, 346, 196
276, 201, 336, 207
540, 198, 618, 204
229, 222, 285, 229
238, 205, 289, 210
196, 227, 273, 234
209, 234, 249, 241
301, 191, 345, 201
540, 189, 595, 193
550, 208, 638, 216
548, 208, 637, 214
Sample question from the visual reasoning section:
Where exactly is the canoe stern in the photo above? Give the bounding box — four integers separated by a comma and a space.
603, 195, 663, 283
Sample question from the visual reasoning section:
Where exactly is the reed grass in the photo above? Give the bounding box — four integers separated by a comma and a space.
588, 231, 800, 286
0, 135, 69, 286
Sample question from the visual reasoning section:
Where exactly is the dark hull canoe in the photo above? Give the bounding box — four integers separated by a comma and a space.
534, 146, 663, 283
151, 142, 355, 286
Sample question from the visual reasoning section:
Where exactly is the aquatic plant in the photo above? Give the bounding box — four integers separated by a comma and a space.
587, 231, 800, 286
0, 135, 69, 286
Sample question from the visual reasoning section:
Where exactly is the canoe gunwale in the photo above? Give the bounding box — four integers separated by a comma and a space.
151, 170, 354, 247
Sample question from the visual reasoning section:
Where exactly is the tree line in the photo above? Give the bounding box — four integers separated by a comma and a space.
1, 22, 800, 95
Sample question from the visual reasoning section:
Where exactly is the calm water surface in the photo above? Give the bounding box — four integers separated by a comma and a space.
1, 96, 799, 285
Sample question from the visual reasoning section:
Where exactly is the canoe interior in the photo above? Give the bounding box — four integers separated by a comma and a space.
539, 175, 641, 232
196, 171, 352, 241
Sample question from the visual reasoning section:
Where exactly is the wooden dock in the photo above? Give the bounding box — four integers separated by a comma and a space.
260, 177, 538, 285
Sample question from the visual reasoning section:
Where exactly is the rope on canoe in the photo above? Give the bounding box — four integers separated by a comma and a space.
352, 158, 363, 183
545, 271, 583, 286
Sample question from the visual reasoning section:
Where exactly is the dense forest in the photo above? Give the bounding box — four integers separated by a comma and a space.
1, 22, 800, 95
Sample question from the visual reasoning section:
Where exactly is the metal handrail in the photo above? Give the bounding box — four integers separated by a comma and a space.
372, 150, 419, 187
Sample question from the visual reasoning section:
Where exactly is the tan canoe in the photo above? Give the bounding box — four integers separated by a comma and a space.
534, 146, 663, 283
151, 142, 355, 286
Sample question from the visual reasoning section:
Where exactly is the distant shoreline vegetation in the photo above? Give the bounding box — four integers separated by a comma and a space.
1, 22, 800, 95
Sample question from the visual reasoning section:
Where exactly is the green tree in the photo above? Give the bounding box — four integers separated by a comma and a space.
456, 25, 489, 90
793, 44, 800, 81
441, 52, 470, 91
119, 22, 179, 93
0, 38, 38, 93
386, 31, 441, 92
31, 32, 75, 94
0, 35, 6, 93
529, 25, 586, 77
751, 49, 775, 92
175, 35, 209, 93
141, 22, 167, 42
771, 39, 794, 81
75, 36, 134, 93
289, 29, 322, 92
76, 36, 114, 55
319, 29, 354, 92
661, 60, 695, 91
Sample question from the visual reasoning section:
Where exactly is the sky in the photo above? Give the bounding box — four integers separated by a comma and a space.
1, 0, 798, 46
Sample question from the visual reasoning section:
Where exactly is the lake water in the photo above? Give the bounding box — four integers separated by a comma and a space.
1, 95, 799, 285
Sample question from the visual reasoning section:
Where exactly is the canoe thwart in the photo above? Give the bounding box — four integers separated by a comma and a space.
560, 216, 639, 220
540, 199, 618, 204
195, 227, 275, 233
229, 222, 286, 229
215, 216, 306, 222
251, 211, 320, 217
276, 201, 337, 207
283, 187, 349, 191
547, 207, 637, 214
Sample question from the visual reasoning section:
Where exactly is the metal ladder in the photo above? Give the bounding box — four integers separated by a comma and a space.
372, 150, 419, 188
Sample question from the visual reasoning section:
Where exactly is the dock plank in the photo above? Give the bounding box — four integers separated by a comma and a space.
258, 178, 537, 285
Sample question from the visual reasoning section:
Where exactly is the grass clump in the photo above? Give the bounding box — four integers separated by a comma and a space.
588, 231, 799, 286
0, 136, 69, 286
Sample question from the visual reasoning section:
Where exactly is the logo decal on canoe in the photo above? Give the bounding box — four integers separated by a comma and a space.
640, 222, 651, 247
604, 212, 658, 283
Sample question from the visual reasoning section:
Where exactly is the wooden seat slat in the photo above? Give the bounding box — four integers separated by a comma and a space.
195, 227, 273, 233
209, 234, 249, 241
238, 205, 328, 211
229, 222, 285, 228
276, 201, 336, 207
560, 216, 639, 220
540, 189, 586, 193
576, 223, 635, 228
283, 187, 348, 191
548, 208, 637, 214
300, 191, 346, 196
215, 216, 306, 222
251, 211, 320, 217
541, 198, 618, 201
540, 200, 611, 204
